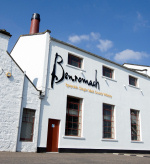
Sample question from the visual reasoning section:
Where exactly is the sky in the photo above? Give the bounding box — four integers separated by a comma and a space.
1, 0, 150, 66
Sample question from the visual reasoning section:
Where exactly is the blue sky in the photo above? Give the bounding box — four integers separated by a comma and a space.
1, 0, 150, 65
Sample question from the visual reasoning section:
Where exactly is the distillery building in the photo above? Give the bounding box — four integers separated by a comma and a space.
1, 13, 150, 153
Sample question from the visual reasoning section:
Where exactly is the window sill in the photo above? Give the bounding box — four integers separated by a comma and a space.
131, 141, 144, 143
128, 85, 140, 89
101, 139, 118, 142
63, 136, 86, 140
102, 76, 117, 82
66, 64, 86, 72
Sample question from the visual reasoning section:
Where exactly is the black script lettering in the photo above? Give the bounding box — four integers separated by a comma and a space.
68, 75, 75, 82
65, 70, 100, 89
75, 75, 78, 82
51, 53, 65, 88
88, 80, 92, 86
51, 54, 100, 89
93, 70, 100, 89
78, 77, 82, 83
65, 72, 68, 79
82, 78, 88, 84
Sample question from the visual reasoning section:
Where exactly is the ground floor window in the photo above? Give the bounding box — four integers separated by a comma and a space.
103, 103, 114, 139
20, 108, 35, 141
65, 96, 82, 136
130, 109, 140, 141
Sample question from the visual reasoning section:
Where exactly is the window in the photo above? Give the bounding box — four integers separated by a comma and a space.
103, 66, 114, 79
130, 109, 140, 141
129, 76, 138, 87
65, 96, 82, 136
68, 54, 82, 68
103, 104, 114, 139
20, 108, 35, 141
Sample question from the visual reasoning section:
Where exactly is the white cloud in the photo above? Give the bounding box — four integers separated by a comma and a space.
134, 12, 149, 31
68, 32, 100, 44
114, 49, 148, 62
97, 39, 113, 52
68, 32, 112, 53
90, 32, 100, 40
68, 34, 89, 43
137, 12, 142, 20
80, 35, 89, 40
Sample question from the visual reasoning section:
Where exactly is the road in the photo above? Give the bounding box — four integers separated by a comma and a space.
0, 152, 150, 164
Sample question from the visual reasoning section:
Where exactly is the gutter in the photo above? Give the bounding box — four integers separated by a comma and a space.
15, 71, 26, 152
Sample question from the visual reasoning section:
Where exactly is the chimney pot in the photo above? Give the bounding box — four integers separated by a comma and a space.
30, 13, 40, 34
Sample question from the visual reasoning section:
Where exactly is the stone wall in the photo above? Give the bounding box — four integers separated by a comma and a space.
0, 47, 41, 152
0, 50, 24, 151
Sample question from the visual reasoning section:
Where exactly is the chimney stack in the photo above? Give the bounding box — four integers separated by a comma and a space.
0, 29, 12, 52
30, 13, 40, 34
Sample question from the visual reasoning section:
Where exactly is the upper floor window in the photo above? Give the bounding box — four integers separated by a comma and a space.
103, 66, 114, 79
129, 75, 138, 87
130, 109, 140, 141
68, 54, 82, 68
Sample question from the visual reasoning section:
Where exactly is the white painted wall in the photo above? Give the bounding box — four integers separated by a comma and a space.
0, 34, 41, 152
16, 77, 41, 152
38, 39, 150, 151
2, 30, 150, 152
11, 31, 50, 92
0, 49, 23, 152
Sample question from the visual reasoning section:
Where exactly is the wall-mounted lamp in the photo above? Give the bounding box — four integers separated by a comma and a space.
6, 72, 11, 78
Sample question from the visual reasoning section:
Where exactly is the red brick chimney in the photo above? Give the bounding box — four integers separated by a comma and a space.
30, 13, 40, 34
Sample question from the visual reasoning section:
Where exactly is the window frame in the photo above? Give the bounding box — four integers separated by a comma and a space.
129, 75, 138, 87
102, 66, 114, 79
68, 53, 83, 69
65, 96, 82, 137
103, 103, 115, 139
20, 108, 35, 142
130, 109, 140, 141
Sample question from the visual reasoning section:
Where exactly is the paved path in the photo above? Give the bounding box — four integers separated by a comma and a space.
0, 152, 150, 164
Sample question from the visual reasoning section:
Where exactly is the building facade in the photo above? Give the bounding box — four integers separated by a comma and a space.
0, 29, 41, 152
1, 14, 150, 153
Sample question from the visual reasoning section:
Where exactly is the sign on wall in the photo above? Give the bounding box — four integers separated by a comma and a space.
51, 53, 100, 89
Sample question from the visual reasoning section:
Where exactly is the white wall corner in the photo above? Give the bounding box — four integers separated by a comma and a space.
41, 32, 51, 95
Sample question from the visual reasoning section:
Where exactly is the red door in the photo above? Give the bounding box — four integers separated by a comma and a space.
47, 119, 60, 152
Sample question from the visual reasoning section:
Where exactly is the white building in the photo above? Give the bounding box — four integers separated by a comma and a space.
1, 13, 150, 153
0, 29, 41, 152
123, 63, 150, 76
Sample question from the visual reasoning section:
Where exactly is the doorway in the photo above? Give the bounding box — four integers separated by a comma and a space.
47, 119, 60, 152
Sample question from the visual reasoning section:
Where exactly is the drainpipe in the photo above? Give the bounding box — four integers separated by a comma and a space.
36, 93, 44, 153
15, 71, 26, 152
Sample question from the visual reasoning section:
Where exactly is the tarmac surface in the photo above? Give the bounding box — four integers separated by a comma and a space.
0, 152, 150, 164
